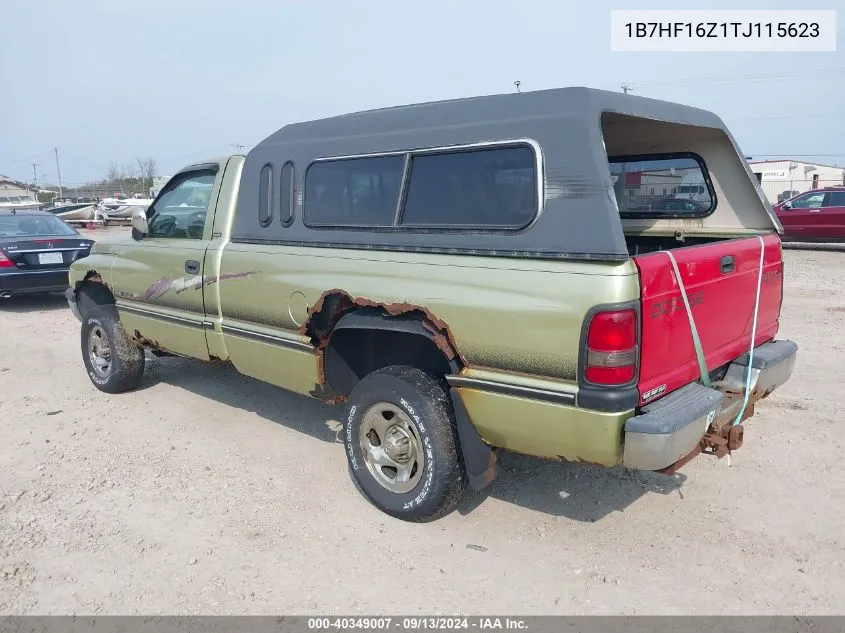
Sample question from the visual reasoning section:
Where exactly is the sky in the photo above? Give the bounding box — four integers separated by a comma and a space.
1, 0, 843, 188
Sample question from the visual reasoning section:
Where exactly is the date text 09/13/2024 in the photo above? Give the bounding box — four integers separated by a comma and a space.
307, 618, 528, 631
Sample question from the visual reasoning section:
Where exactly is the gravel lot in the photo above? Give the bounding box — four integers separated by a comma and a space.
1, 235, 844, 615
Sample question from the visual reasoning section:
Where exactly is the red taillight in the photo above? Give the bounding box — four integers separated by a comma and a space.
0, 251, 14, 268
585, 309, 638, 385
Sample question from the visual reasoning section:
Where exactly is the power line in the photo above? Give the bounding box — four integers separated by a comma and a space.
0, 152, 51, 170
731, 112, 842, 123
621, 67, 845, 91
745, 153, 845, 158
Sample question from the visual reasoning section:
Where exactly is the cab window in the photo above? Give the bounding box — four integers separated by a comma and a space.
147, 169, 217, 239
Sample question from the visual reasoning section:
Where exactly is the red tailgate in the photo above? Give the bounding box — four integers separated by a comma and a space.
633, 234, 783, 405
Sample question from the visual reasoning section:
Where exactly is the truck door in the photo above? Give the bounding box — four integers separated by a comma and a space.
109, 165, 221, 359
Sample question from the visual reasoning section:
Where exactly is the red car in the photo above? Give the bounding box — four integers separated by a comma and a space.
773, 186, 845, 241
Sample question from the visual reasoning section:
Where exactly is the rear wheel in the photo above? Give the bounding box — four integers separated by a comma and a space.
81, 306, 145, 393
342, 365, 467, 521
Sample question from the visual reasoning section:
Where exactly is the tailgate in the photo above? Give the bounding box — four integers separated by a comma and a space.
634, 234, 783, 405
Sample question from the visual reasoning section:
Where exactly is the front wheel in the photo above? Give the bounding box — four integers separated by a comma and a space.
81, 306, 145, 393
342, 365, 467, 522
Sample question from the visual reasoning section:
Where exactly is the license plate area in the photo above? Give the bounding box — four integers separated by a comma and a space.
38, 252, 64, 265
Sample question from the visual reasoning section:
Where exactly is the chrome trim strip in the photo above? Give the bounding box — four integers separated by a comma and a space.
220, 323, 314, 352
116, 302, 204, 328
447, 375, 577, 406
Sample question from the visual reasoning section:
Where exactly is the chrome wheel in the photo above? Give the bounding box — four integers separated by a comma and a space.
87, 325, 112, 379
359, 402, 425, 494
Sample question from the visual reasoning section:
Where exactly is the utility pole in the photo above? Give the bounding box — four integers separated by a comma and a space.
230, 143, 245, 152
32, 163, 39, 189
54, 147, 63, 198
621, 83, 634, 94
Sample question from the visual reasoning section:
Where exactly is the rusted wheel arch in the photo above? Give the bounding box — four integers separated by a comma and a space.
300, 290, 465, 398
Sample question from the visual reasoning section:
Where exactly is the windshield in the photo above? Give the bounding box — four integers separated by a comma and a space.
0, 214, 78, 237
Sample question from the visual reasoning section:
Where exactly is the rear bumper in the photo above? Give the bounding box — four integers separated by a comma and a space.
720, 339, 799, 403
623, 383, 723, 470
623, 339, 798, 471
0, 269, 70, 296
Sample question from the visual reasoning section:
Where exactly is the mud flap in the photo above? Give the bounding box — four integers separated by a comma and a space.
449, 388, 498, 491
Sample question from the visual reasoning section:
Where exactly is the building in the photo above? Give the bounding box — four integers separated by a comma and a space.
149, 176, 169, 198
0, 175, 32, 198
612, 166, 703, 207
748, 160, 845, 203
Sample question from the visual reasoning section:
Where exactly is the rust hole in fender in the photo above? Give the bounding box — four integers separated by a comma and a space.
300, 289, 464, 394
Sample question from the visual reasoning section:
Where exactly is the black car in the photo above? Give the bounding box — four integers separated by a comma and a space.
0, 209, 94, 298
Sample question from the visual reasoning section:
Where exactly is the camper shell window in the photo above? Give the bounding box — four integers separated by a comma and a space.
303, 143, 539, 231
280, 161, 295, 227
401, 144, 537, 229
304, 155, 405, 227
258, 163, 275, 228
608, 152, 716, 219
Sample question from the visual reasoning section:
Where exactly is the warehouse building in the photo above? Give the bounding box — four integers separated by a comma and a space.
748, 160, 845, 203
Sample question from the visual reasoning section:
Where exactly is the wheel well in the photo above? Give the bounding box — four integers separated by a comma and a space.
302, 291, 465, 399
325, 327, 456, 396
75, 273, 115, 317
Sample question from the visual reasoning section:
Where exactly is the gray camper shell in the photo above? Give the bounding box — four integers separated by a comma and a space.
233, 86, 780, 262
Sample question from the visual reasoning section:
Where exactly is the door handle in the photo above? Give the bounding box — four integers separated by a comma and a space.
809, 209, 822, 213
720, 255, 735, 274
185, 259, 200, 274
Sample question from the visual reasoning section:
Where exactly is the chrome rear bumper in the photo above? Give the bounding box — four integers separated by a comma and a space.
622, 339, 798, 471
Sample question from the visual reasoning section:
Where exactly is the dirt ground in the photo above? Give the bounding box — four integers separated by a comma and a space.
1, 235, 844, 615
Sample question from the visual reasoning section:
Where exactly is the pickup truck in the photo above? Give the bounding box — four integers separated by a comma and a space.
66, 87, 798, 522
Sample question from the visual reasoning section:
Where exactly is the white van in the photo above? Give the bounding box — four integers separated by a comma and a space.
674, 172, 709, 203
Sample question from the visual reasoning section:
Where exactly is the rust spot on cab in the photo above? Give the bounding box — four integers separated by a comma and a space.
131, 329, 162, 350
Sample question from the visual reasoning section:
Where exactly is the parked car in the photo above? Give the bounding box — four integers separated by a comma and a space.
0, 209, 93, 299
776, 190, 800, 203
773, 187, 845, 241
65, 87, 797, 521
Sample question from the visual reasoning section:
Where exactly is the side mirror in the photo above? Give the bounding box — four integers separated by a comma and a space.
131, 207, 149, 240
781, 202, 792, 210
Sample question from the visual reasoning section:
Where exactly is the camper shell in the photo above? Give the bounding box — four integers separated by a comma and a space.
233, 86, 781, 260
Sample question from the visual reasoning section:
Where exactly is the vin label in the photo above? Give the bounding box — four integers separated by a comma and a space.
611, 10, 836, 52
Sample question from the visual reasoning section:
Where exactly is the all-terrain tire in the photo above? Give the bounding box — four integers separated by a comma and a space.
81, 306, 145, 394
343, 365, 468, 522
